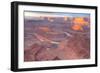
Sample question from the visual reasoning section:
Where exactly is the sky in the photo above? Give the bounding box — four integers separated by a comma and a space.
24, 11, 90, 18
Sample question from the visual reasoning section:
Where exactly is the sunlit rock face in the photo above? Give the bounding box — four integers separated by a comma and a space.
24, 12, 90, 62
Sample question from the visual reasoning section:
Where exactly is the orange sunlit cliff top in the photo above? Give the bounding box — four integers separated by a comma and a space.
72, 17, 89, 31
73, 17, 88, 26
